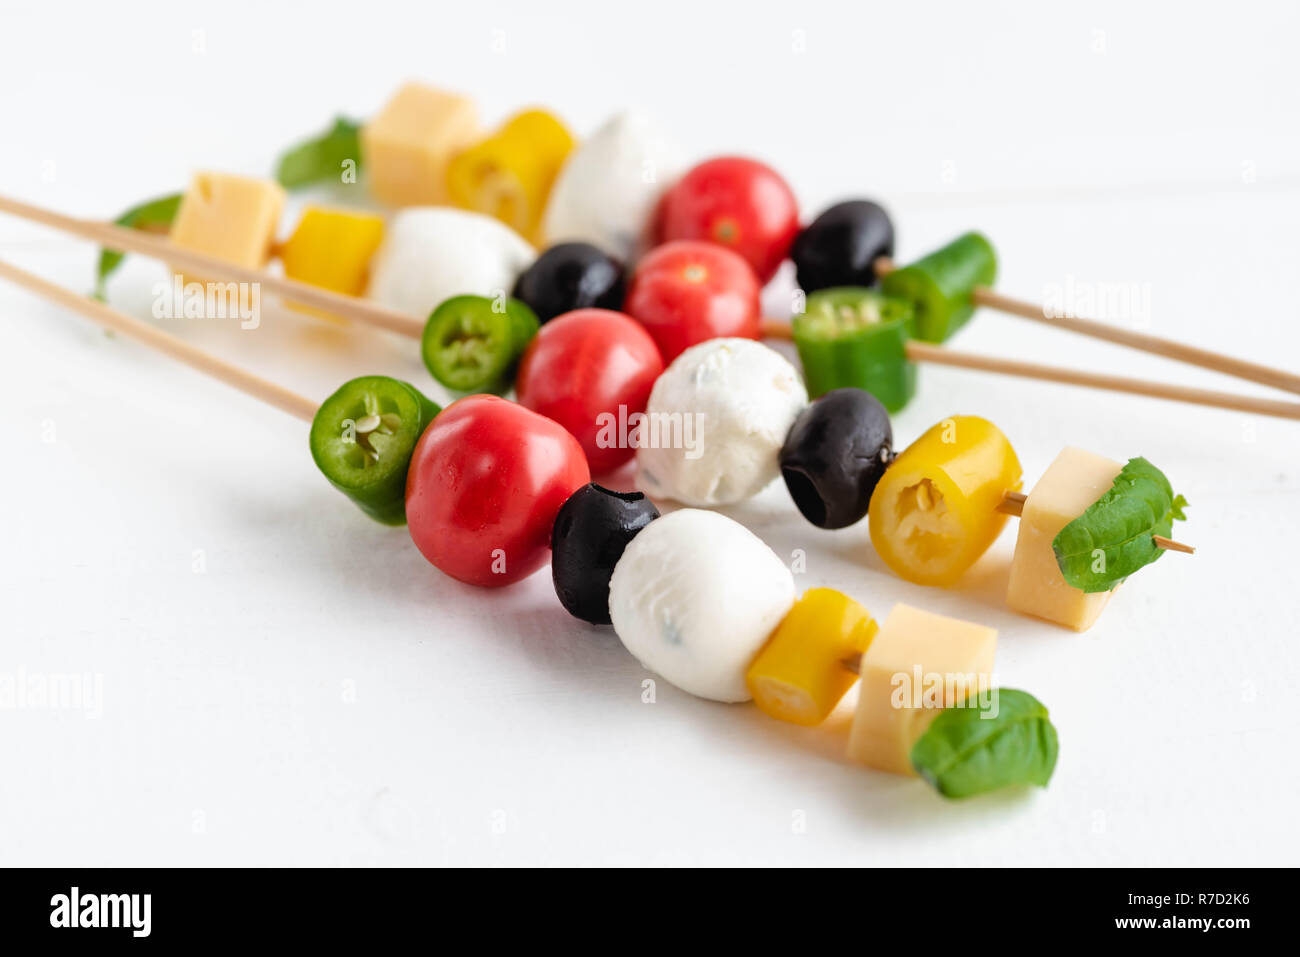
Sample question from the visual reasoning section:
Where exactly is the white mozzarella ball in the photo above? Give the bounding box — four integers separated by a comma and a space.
366, 207, 535, 318
541, 111, 685, 261
609, 509, 795, 702
636, 338, 807, 507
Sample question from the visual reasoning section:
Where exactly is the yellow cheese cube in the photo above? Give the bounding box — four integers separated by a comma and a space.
746, 588, 878, 726
847, 604, 996, 775
361, 82, 478, 207
168, 172, 285, 285
280, 206, 385, 320
1006, 447, 1124, 631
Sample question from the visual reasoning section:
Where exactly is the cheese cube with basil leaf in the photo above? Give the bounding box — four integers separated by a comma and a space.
910, 688, 1059, 799
847, 604, 996, 775
1006, 447, 1123, 631
1007, 450, 1187, 631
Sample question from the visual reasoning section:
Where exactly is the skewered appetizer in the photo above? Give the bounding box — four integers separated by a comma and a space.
1006, 450, 1189, 630
93, 79, 1300, 411
5, 241, 1075, 799
76, 138, 1198, 626
621, 335, 1187, 628
20, 77, 1300, 814
60, 83, 1208, 635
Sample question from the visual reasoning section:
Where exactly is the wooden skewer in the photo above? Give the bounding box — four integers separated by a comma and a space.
0, 194, 425, 340
905, 341, 1300, 421
1152, 536, 1195, 554
994, 490, 1030, 515
967, 286, 1300, 396
996, 491, 1193, 552
867, 255, 1300, 396
0, 257, 318, 422
760, 319, 1300, 421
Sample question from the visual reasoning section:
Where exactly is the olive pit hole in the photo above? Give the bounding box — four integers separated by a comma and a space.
782, 467, 827, 528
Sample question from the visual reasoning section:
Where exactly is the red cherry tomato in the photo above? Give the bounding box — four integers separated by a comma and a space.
516, 309, 664, 474
624, 240, 761, 363
654, 156, 800, 283
405, 395, 590, 587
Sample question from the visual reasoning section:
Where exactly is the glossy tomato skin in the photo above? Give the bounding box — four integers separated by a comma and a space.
654, 156, 800, 283
516, 309, 664, 474
405, 395, 590, 587
624, 240, 761, 363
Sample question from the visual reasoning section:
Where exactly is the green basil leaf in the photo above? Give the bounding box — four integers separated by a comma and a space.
910, 688, 1059, 799
1052, 456, 1188, 593
274, 116, 363, 189
93, 192, 183, 300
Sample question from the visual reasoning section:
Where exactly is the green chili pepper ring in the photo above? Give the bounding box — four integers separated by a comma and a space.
793, 287, 917, 412
309, 375, 441, 525
421, 294, 539, 393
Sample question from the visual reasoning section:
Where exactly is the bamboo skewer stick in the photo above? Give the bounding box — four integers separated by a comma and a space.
905, 341, 1300, 421
759, 319, 1300, 421
996, 490, 1193, 552
967, 286, 1300, 396
0, 194, 425, 340
0, 258, 319, 422
995, 490, 1030, 515
1152, 536, 1195, 554
868, 255, 1300, 396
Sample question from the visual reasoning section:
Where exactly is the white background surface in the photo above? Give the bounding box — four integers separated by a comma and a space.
1, 0, 1298, 866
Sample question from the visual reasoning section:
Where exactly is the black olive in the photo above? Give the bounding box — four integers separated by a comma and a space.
511, 242, 627, 324
551, 483, 659, 624
779, 388, 892, 529
791, 200, 895, 295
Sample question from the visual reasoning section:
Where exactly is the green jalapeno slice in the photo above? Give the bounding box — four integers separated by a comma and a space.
309, 375, 441, 525
793, 287, 917, 413
421, 294, 539, 393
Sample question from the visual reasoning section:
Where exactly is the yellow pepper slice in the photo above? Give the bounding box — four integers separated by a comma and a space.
867, 416, 1021, 587
280, 206, 385, 321
746, 588, 878, 726
446, 109, 574, 243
